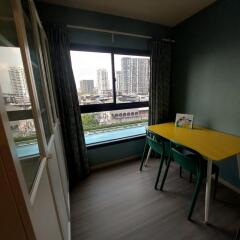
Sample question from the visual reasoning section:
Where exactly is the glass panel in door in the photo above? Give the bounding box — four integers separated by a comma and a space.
0, 0, 41, 192
36, 22, 57, 123
22, 0, 52, 143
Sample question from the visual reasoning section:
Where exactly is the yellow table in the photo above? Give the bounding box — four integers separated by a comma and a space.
147, 122, 240, 223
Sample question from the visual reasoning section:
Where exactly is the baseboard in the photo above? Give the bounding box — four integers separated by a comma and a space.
216, 177, 240, 194
91, 158, 240, 194
90, 155, 140, 171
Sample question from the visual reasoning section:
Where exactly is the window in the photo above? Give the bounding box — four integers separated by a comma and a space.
0, 45, 40, 192
10, 119, 39, 158
114, 54, 150, 103
71, 51, 113, 105
82, 107, 148, 144
0, 47, 40, 157
70, 48, 150, 145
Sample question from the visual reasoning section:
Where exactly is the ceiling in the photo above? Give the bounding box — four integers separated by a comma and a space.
38, 0, 216, 27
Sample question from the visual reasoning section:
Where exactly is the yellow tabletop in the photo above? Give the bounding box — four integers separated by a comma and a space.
148, 122, 240, 161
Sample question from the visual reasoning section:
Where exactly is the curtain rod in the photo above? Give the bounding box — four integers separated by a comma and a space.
67, 24, 152, 39
67, 25, 176, 42
162, 38, 176, 43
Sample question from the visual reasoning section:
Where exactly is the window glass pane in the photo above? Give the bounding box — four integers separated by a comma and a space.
10, 119, 39, 158
37, 24, 56, 123
0, 0, 41, 192
40, 33, 57, 122
0, 47, 31, 111
44, 38, 59, 117
70, 51, 113, 105
114, 54, 150, 103
23, 0, 52, 143
82, 107, 148, 144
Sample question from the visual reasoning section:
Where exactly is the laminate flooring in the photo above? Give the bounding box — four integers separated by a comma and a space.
71, 159, 240, 240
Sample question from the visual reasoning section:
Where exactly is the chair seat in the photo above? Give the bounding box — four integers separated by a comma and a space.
185, 153, 219, 177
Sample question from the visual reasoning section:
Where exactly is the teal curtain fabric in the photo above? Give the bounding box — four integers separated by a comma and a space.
45, 24, 89, 188
149, 40, 173, 125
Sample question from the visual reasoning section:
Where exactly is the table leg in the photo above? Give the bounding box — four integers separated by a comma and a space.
144, 147, 152, 167
237, 154, 240, 178
205, 159, 213, 223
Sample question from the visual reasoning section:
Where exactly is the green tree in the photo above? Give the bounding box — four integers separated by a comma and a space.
82, 114, 98, 130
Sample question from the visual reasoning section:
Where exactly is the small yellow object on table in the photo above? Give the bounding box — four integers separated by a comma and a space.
147, 122, 240, 223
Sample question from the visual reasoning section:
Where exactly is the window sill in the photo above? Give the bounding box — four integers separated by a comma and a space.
86, 134, 146, 149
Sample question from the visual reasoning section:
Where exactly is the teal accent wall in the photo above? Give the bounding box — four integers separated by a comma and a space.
37, 3, 170, 166
88, 139, 145, 167
0, 1, 18, 46
37, 3, 170, 50
172, 0, 240, 188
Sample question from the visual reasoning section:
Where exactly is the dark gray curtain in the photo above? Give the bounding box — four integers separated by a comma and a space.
149, 40, 173, 125
45, 24, 89, 188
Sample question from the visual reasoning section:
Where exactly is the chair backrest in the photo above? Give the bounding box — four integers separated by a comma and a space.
146, 131, 165, 155
171, 147, 201, 176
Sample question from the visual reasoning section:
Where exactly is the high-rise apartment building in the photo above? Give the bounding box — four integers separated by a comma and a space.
80, 80, 94, 94
97, 68, 109, 94
115, 71, 122, 93
121, 57, 131, 94
8, 66, 29, 102
136, 58, 150, 95
120, 57, 149, 95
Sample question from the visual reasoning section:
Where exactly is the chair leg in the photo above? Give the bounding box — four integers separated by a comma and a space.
139, 143, 149, 171
213, 167, 219, 200
188, 175, 203, 220
159, 155, 171, 191
234, 228, 240, 240
189, 173, 193, 183
144, 148, 152, 167
154, 152, 165, 190
179, 166, 182, 178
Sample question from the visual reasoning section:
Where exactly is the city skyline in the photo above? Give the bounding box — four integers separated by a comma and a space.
71, 51, 150, 99
70, 50, 149, 90
70, 51, 112, 89
77, 60, 149, 96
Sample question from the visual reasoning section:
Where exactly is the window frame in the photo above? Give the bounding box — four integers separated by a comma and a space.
70, 44, 151, 146
70, 44, 150, 114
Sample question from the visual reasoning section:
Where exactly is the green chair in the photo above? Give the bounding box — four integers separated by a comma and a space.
139, 130, 170, 190
159, 146, 219, 220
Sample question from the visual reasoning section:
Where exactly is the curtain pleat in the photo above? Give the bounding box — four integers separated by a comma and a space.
149, 40, 173, 125
45, 24, 89, 188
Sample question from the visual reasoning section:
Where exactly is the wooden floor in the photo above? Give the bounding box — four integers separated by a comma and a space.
71, 159, 240, 240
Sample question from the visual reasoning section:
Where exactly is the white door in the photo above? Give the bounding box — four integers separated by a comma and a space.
30, 2, 70, 238
0, 0, 69, 239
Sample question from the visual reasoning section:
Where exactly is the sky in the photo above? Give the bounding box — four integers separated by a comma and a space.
0, 47, 150, 94
70, 51, 113, 89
